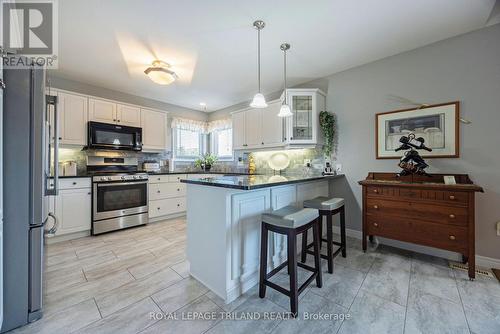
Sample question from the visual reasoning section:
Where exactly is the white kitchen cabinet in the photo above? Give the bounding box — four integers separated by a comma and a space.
141, 108, 167, 151
89, 98, 117, 124
232, 111, 246, 150
284, 88, 326, 145
116, 104, 141, 127
261, 100, 284, 147
148, 174, 186, 220
52, 178, 92, 236
57, 91, 88, 146
244, 108, 262, 147
231, 99, 285, 150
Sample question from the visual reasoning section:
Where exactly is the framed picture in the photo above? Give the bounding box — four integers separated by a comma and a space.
376, 101, 459, 159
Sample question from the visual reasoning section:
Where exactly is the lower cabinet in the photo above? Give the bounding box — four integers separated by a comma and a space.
50, 178, 92, 236
148, 174, 187, 220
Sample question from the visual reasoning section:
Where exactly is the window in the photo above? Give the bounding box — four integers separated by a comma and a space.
212, 128, 233, 160
174, 128, 203, 160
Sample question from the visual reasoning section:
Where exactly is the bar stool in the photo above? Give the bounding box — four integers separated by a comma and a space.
301, 197, 346, 274
259, 206, 322, 316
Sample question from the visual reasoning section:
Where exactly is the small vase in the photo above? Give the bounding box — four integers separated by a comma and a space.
204, 164, 212, 172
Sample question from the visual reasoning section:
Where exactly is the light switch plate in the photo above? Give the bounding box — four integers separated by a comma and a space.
335, 164, 342, 173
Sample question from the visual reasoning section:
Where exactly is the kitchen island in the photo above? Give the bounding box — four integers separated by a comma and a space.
181, 173, 344, 303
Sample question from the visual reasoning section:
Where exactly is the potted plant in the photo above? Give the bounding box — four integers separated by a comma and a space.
194, 154, 218, 172
319, 111, 336, 158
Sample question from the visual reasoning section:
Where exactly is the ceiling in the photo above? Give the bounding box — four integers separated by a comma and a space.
52, 0, 498, 112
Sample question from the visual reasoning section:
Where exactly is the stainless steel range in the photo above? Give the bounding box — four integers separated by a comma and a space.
88, 156, 149, 235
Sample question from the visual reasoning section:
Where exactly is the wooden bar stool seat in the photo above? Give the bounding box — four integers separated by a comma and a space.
259, 206, 322, 316
301, 197, 346, 274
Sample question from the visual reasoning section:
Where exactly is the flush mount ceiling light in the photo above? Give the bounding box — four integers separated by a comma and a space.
277, 43, 293, 117
250, 20, 268, 108
144, 60, 178, 85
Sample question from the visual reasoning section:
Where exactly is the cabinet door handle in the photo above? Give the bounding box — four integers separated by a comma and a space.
373, 222, 379, 227
117, 119, 120, 122
88, 192, 91, 195
449, 235, 456, 240
72, 182, 77, 185
157, 207, 161, 210
373, 205, 379, 209
177, 204, 180, 207
449, 214, 455, 219
449, 195, 455, 200
113, 119, 116, 122
157, 190, 161, 193
157, 178, 161, 181
177, 188, 180, 191
58, 137, 62, 140
373, 189, 379, 193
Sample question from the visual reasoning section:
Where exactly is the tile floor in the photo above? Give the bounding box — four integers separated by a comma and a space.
11, 218, 500, 334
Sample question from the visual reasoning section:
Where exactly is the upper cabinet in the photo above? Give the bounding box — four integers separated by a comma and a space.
141, 108, 167, 151
89, 98, 117, 124
89, 98, 141, 127
232, 99, 285, 150
116, 104, 141, 127
56, 91, 88, 146
284, 88, 326, 145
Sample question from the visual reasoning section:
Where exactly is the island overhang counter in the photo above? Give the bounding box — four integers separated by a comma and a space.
181, 174, 344, 303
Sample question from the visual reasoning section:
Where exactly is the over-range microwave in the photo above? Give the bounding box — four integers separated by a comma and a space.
88, 121, 143, 151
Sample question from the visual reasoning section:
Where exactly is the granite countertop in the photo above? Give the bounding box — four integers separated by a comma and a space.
54, 171, 251, 178
180, 173, 344, 190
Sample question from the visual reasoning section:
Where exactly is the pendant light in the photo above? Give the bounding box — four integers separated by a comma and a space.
277, 43, 293, 117
250, 20, 268, 108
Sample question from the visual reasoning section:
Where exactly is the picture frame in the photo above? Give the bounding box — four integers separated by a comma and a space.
376, 101, 460, 159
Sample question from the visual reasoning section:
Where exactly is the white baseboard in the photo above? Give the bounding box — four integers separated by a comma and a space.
332, 226, 500, 269
45, 230, 90, 244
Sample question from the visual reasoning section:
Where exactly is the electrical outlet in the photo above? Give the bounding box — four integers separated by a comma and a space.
497, 221, 500, 236
335, 164, 342, 173
304, 159, 311, 167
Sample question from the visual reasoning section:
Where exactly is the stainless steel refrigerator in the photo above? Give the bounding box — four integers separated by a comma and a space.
1, 55, 59, 332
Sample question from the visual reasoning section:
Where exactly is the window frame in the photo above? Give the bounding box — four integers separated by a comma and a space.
210, 128, 234, 161
172, 128, 205, 161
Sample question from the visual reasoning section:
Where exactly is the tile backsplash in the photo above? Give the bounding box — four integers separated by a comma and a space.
58, 146, 328, 175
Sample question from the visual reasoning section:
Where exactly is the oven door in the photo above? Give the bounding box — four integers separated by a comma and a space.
93, 181, 148, 221
88, 121, 142, 151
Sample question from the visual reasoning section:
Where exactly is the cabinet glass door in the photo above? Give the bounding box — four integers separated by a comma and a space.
291, 95, 313, 141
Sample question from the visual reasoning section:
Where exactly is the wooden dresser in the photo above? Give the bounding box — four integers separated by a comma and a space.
359, 172, 483, 279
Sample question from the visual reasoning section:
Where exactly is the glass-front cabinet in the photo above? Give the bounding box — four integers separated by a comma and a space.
283, 88, 326, 145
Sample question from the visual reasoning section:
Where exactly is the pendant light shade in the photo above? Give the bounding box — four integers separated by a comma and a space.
278, 43, 292, 117
250, 20, 267, 108
144, 60, 178, 85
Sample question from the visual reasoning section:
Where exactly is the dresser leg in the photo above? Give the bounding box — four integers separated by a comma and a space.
462, 254, 468, 264
369, 235, 374, 243
362, 232, 367, 252
468, 252, 475, 280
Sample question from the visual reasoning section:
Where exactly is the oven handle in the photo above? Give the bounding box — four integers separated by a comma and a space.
96, 181, 148, 187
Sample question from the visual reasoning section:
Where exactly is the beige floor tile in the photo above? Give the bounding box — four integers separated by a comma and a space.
44, 270, 135, 315
127, 250, 185, 280
151, 277, 208, 313
45, 268, 87, 295
45, 250, 116, 275
95, 267, 182, 317
11, 299, 100, 334
171, 260, 190, 278
76, 297, 161, 334
83, 250, 153, 281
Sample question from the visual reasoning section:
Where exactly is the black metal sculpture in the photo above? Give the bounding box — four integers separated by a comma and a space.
395, 133, 432, 177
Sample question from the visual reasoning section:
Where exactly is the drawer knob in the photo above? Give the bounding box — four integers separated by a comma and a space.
88, 192, 91, 195
449, 214, 456, 219
72, 182, 77, 185
373, 189, 379, 193
157, 190, 161, 193
373, 222, 379, 227
157, 178, 161, 181
157, 207, 160, 210
449, 195, 455, 200
177, 204, 180, 207
449, 235, 456, 240
373, 205, 379, 209
177, 188, 180, 191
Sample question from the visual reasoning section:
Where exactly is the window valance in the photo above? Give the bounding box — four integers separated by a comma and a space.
171, 117, 232, 134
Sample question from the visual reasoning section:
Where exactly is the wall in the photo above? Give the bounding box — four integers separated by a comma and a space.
326, 23, 500, 259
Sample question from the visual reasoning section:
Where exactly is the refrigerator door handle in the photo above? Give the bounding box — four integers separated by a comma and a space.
45, 95, 59, 196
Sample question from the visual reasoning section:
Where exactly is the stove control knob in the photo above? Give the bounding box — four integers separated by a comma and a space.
133, 175, 138, 179
121, 176, 126, 180
107, 177, 112, 181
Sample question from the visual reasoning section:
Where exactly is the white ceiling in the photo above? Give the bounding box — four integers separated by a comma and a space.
53, 0, 497, 112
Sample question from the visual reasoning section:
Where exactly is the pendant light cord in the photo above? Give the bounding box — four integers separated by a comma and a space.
257, 28, 261, 93
283, 49, 287, 91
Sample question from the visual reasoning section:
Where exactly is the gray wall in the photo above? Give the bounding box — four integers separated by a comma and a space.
48, 75, 208, 121
327, 24, 500, 259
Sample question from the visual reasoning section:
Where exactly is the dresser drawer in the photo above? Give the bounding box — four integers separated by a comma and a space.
366, 216, 467, 253
366, 186, 421, 200
149, 183, 186, 200
421, 190, 469, 206
366, 199, 468, 226
149, 197, 186, 218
